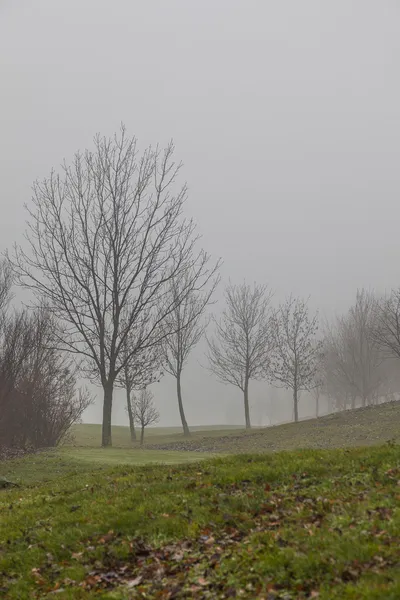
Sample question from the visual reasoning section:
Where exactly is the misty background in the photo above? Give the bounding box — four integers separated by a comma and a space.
1, 0, 399, 427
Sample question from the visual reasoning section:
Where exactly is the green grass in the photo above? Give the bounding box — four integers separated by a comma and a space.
142, 401, 400, 454
1, 444, 400, 598
69, 402, 400, 455
1, 448, 212, 486
68, 423, 242, 448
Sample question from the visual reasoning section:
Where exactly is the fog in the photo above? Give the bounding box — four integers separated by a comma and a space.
1, 0, 400, 427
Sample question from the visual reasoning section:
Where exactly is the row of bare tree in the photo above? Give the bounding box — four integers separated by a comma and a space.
208, 285, 400, 428
3, 127, 400, 448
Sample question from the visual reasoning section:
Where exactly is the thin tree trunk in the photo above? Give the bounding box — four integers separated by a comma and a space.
244, 378, 251, 429
315, 393, 319, 418
102, 382, 113, 447
140, 426, 144, 446
293, 386, 299, 423
126, 385, 136, 442
177, 371, 190, 436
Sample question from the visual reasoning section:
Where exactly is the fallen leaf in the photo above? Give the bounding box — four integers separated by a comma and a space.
126, 576, 142, 588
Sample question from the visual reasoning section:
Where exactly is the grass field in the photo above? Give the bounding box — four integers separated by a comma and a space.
0, 448, 213, 486
1, 402, 400, 598
70, 401, 400, 454
1, 445, 400, 598
68, 423, 242, 448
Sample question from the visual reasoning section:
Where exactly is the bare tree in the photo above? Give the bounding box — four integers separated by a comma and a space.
0, 308, 92, 449
11, 127, 206, 446
162, 261, 220, 436
133, 388, 159, 445
120, 337, 164, 443
207, 282, 274, 429
323, 290, 386, 409
372, 288, 400, 361
270, 296, 322, 423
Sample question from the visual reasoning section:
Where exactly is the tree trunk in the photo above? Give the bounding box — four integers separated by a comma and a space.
315, 393, 319, 418
244, 378, 251, 429
177, 372, 190, 436
351, 394, 356, 410
102, 382, 113, 447
125, 385, 136, 442
293, 387, 299, 423
140, 426, 144, 446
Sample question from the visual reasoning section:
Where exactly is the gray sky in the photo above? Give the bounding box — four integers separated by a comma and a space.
1, 1, 400, 426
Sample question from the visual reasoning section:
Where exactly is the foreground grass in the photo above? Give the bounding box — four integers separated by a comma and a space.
1, 448, 212, 486
1, 445, 400, 598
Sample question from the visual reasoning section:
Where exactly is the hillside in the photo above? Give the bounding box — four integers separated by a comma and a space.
144, 401, 400, 454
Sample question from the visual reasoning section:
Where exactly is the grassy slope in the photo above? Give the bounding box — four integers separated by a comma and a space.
68, 424, 242, 448
70, 402, 400, 454
1, 445, 400, 599
143, 401, 400, 454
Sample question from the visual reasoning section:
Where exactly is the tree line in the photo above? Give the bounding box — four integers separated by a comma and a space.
2, 128, 400, 450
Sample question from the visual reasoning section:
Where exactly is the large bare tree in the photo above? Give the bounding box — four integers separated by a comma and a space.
207, 282, 273, 429
270, 296, 322, 422
162, 261, 220, 436
11, 127, 204, 446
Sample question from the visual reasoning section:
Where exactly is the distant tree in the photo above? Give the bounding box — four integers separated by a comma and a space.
323, 290, 386, 409
11, 127, 206, 447
207, 282, 274, 429
162, 261, 220, 436
133, 388, 159, 445
270, 296, 322, 423
120, 337, 164, 443
372, 288, 400, 361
